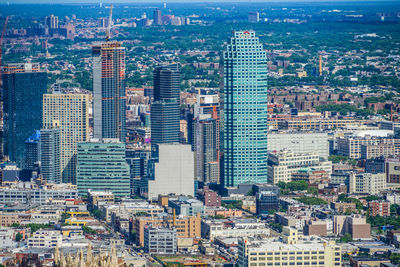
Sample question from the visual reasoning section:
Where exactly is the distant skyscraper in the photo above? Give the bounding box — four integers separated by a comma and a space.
2, 63, 47, 167
248, 12, 260, 23
25, 130, 40, 170
223, 30, 268, 187
43, 93, 89, 184
92, 42, 126, 142
76, 139, 130, 197
40, 128, 61, 183
153, 8, 162, 25
45, 14, 59, 29
151, 64, 180, 144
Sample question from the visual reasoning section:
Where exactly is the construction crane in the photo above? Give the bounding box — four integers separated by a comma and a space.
105, 4, 113, 41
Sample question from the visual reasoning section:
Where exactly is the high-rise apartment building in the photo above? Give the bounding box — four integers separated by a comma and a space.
76, 139, 130, 197
193, 118, 219, 184
92, 42, 126, 142
43, 93, 89, 184
223, 30, 268, 187
39, 128, 61, 183
45, 15, 59, 29
151, 64, 180, 145
153, 9, 162, 25
2, 63, 47, 167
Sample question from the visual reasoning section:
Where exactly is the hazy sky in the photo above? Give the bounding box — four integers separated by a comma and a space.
1, 0, 394, 3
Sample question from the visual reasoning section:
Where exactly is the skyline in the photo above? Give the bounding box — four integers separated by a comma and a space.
1, 0, 398, 4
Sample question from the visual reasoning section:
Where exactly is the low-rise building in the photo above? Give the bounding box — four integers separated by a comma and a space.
368, 201, 390, 217
337, 136, 400, 159
130, 213, 201, 246
0, 213, 31, 226
205, 207, 243, 218
361, 143, 398, 160
87, 190, 115, 209
330, 202, 357, 214
238, 230, 341, 267
350, 173, 386, 195
197, 186, 221, 207
201, 218, 270, 241
27, 230, 63, 248
256, 189, 280, 215
386, 192, 400, 205
349, 257, 391, 267
0, 182, 78, 204
144, 226, 177, 255
268, 131, 329, 159
168, 197, 205, 216
267, 151, 332, 184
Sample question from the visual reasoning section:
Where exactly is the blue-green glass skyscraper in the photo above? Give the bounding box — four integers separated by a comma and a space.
76, 139, 130, 197
223, 30, 268, 187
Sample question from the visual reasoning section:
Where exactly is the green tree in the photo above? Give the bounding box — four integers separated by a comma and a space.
307, 187, 318, 196
15, 232, 23, 242
297, 196, 327, 206
390, 253, 400, 264
92, 209, 102, 219
338, 233, 352, 243
82, 226, 96, 235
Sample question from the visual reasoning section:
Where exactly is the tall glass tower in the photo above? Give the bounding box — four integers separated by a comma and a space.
2, 63, 47, 167
151, 64, 180, 145
92, 42, 126, 142
223, 30, 268, 187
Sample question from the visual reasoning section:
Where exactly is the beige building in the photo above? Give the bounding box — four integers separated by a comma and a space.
130, 213, 201, 247
0, 213, 30, 226
277, 118, 359, 130
267, 151, 332, 184
87, 190, 115, 209
333, 215, 370, 239
238, 227, 341, 267
43, 93, 90, 184
337, 136, 400, 159
361, 143, 398, 159
349, 173, 386, 195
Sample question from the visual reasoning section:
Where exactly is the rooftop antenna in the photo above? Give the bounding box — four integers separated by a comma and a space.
99, 1, 102, 8
105, 4, 113, 41
163, 0, 167, 9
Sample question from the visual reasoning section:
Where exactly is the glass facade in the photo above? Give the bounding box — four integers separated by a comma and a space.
92, 42, 126, 142
223, 30, 268, 187
2, 64, 47, 167
151, 64, 180, 145
40, 128, 61, 184
76, 140, 130, 197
